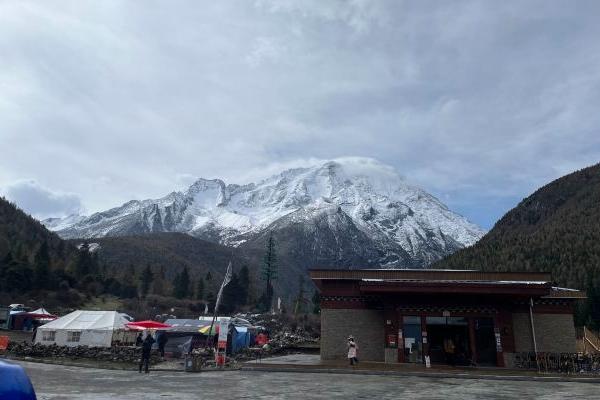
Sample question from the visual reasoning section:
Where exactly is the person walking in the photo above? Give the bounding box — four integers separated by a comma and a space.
139, 334, 155, 373
347, 336, 359, 366
157, 332, 168, 360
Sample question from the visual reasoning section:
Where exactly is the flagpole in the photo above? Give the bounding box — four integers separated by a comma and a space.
206, 261, 232, 348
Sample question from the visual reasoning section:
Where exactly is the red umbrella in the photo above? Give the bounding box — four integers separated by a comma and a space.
126, 320, 171, 330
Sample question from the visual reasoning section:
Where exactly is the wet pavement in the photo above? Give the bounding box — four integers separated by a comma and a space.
14, 360, 600, 399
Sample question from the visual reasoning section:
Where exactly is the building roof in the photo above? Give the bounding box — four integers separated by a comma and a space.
310, 268, 551, 282
37, 310, 128, 331
311, 269, 584, 299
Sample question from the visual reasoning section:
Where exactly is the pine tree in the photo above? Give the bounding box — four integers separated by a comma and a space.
140, 264, 154, 298
260, 233, 278, 311
33, 241, 50, 290
152, 266, 167, 296
312, 290, 321, 314
173, 267, 191, 299
220, 272, 241, 314
75, 243, 92, 278
196, 278, 205, 300
121, 264, 138, 299
238, 265, 250, 306
294, 274, 307, 315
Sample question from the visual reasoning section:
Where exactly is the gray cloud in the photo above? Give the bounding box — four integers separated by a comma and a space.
0, 1, 599, 228
1, 180, 83, 219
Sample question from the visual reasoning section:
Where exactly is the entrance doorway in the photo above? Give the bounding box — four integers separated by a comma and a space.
426, 317, 470, 365
474, 318, 496, 366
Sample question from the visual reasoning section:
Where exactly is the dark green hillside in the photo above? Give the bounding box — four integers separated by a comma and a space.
0, 197, 69, 264
0, 197, 74, 295
434, 163, 600, 327
84, 233, 251, 282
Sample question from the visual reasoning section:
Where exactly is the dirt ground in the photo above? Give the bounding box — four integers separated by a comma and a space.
12, 360, 599, 400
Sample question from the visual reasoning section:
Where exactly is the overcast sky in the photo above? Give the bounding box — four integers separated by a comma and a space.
1, 1, 599, 229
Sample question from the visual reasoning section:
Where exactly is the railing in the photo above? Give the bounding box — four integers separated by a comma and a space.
514, 352, 600, 374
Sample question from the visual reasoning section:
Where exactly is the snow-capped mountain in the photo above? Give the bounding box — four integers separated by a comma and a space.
44, 158, 485, 267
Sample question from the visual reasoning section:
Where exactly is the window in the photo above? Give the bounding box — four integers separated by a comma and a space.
42, 331, 56, 341
67, 331, 81, 342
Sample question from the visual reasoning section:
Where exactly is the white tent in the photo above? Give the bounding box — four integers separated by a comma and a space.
30, 308, 54, 316
35, 310, 128, 347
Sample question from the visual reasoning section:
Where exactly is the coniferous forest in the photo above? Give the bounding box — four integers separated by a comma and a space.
2, 163, 600, 326
434, 163, 600, 328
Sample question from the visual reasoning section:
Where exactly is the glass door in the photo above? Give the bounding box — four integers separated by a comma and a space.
402, 316, 423, 363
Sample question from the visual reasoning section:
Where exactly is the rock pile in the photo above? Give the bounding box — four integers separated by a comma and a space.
7, 341, 161, 364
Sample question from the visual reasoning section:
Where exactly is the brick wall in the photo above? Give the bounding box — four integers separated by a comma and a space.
321, 308, 384, 361
512, 312, 576, 353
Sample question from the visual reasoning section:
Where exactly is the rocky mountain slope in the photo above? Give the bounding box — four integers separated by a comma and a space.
45, 158, 484, 268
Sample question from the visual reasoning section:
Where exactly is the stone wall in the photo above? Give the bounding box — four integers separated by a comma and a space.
512, 312, 576, 353
321, 308, 384, 361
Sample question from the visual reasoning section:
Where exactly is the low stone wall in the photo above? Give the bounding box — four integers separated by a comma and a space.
5, 341, 161, 364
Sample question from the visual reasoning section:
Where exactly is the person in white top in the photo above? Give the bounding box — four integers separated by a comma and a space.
347, 336, 358, 365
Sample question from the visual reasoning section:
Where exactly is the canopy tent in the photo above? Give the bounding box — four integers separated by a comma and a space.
35, 310, 128, 347
231, 326, 251, 354
126, 320, 171, 331
198, 324, 219, 335
30, 308, 54, 316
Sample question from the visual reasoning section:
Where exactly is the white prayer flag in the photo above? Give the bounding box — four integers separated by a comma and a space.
214, 262, 233, 313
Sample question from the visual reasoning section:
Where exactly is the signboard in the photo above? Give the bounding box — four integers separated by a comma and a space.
495, 332, 503, 353
398, 329, 403, 340
386, 334, 397, 347
217, 319, 228, 349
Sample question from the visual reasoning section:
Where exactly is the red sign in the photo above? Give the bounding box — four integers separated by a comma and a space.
0, 336, 9, 351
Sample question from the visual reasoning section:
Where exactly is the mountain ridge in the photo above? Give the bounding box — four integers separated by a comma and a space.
45, 158, 484, 268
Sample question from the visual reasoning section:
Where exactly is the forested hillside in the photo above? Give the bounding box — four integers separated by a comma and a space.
434, 163, 600, 327
0, 197, 73, 295
0, 197, 304, 316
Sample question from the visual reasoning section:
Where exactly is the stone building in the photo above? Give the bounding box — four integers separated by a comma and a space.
311, 269, 585, 367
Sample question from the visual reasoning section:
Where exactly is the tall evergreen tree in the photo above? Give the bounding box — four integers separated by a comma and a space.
294, 274, 307, 315
140, 264, 154, 298
152, 266, 167, 296
220, 272, 241, 314
196, 277, 205, 300
260, 233, 278, 311
173, 267, 191, 299
75, 243, 93, 278
312, 290, 321, 314
238, 265, 250, 306
33, 241, 50, 290
121, 264, 138, 299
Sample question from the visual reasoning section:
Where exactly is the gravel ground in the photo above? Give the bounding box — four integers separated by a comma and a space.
13, 360, 600, 400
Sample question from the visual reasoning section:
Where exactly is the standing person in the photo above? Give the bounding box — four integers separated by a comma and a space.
157, 332, 168, 360
443, 336, 456, 365
139, 334, 155, 373
347, 336, 359, 365
135, 332, 143, 347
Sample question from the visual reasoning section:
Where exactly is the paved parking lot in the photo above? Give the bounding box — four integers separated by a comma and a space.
14, 360, 599, 400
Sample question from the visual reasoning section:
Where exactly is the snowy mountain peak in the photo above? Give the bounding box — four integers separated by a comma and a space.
44, 159, 485, 267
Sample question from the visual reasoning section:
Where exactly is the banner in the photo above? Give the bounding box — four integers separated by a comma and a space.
218, 319, 229, 349
214, 262, 233, 314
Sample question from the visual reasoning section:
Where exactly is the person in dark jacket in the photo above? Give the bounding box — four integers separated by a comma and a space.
135, 332, 143, 347
139, 334, 155, 373
157, 333, 168, 360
